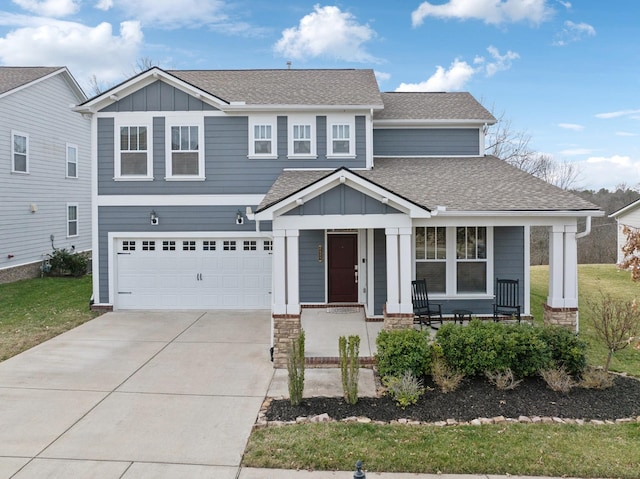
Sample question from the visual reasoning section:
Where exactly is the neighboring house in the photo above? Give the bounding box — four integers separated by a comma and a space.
0, 67, 91, 283
611, 197, 640, 265
75, 67, 602, 366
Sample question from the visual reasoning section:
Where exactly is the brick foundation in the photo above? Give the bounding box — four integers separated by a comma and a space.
272, 314, 302, 368
382, 305, 415, 330
543, 303, 578, 329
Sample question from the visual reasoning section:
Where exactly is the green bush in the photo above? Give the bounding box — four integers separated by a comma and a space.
536, 325, 587, 375
375, 328, 431, 379
435, 320, 553, 377
339, 335, 360, 405
46, 248, 88, 277
287, 330, 305, 406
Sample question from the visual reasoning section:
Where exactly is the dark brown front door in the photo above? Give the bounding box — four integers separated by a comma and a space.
328, 234, 358, 302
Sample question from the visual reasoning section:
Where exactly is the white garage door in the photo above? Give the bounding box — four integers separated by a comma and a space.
116, 238, 272, 310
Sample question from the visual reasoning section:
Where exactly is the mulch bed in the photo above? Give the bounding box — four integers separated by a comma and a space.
266, 375, 640, 423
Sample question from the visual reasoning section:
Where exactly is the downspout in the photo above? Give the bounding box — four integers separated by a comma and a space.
573, 215, 592, 333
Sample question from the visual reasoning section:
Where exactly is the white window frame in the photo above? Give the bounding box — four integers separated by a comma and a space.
11, 130, 29, 174
415, 226, 493, 298
287, 115, 316, 159
248, 116, 277, 159
66, 143, 78, 178
327, 115, 355, 158
114, 115, 153, 181
67, 203, 79, 238
165, 114, 205, 181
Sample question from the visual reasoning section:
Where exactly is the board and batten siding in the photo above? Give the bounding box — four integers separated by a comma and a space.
97, 205, 272, 303
98, 115, 368, 196
100, 81, 218, 112
0, 72, 91, 275
285, 184, 402, 216
299, 230, 325, 303
373, 128, 480, 157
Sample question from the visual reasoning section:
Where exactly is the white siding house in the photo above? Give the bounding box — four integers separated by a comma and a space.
0, 67, 91, 282
611, 198, 640, 265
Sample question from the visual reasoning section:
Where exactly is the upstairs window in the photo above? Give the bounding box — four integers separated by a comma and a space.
117, 125, 151, 179
288, 116, 316, 158
248, 116, 277, 159
66, 143, 78, 178
12, 131, 28, 173
166, 117, 204, 180
254, 125, 272, 154
330, 124, 352, 155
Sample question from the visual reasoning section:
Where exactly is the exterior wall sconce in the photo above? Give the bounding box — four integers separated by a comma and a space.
317, 244, 323, 262
150, 210, 159, 225
30, 203, 38, 213
236, 210, 244, 225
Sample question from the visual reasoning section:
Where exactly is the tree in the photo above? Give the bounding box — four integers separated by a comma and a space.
86, 57, 161, 96
619, 225, 640, 281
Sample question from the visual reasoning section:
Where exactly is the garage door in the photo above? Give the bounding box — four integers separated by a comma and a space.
116, 238, 272, 309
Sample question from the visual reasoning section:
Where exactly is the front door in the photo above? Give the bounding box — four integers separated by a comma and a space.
327, 234, 358, 302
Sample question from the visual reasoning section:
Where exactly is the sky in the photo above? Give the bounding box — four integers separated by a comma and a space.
0, 0, 638, 192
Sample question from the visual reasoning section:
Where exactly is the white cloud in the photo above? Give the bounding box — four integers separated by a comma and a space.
596, 109, 640, 119
12, 0, 79, 17
553, 20, 595, 46
476, 45, 519, 77
556, 0, 571, 9
111, 0, 227, 29
411, 0, 554, 27
0, 19, 143, 90
375, 70, 391, 82
95, 0, 113, 11
558, 123, 584, 131
274, 5, 377, 62
396, 59, 476, 92
616, 131, 638, 137
578, 155, 640, 189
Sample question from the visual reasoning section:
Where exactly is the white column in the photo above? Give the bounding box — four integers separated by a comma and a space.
563, 225, 578, 309
398, 227, 413, 314
272, 230, 287, 315
523, 225, 531, 315
366, 230, 375, 315
385, 228, 399, 314
547, 225, 565, 308
286, 229, 300, 315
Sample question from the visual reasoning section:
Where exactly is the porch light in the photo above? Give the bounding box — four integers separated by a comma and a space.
236, 210, 244, 225
150, 210, 159, 225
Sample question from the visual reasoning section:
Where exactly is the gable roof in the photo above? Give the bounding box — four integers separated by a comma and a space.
374, 92, 496, 123
0, 66, 85, 101
258, 156, 601, 215
611, 197, 640, 218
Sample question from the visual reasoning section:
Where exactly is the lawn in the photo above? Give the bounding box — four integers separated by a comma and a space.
0, 276, 99, 361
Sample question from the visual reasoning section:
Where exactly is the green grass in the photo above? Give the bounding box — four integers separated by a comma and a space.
0, 276, 99, 361
532, 264, 640, 376
244, 422, 640, 477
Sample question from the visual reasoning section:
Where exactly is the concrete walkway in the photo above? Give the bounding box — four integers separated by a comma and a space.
0, 310, 584, 479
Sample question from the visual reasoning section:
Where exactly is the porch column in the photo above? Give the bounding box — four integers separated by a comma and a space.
563, 225, 578, 309
545, 224, 578, 330
384, 227, 413, 329
272, 230, 287, 314
385, 228, 399, 313
547, 225, 564, 308
398, 227, 413, 314
286, 229, 300, 315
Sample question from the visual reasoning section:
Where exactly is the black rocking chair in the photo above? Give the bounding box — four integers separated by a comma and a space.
411, 279, 443, 329
493, 278, 521, 323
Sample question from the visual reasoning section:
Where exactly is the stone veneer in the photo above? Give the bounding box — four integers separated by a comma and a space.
382, 305, 415, 330
272, 314, 302, 368
543, 303, 578, 329
0, 262, 43, 284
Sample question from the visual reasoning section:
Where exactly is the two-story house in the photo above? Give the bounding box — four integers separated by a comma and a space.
75, 67, 601, 365
0, 67, 91, 283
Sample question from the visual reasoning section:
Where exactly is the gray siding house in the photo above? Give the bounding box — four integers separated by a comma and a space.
0, 67, 91, 283
76, 68, 602, 366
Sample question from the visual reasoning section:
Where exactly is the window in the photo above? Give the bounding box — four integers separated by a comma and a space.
243, 240, 257, 251
67, 204, 78, 237
263, 240, 273, 251
203, 240, 216, 251
415, 226, 491, 296
162, 240, 176, 251
415, 227, 446, 293
117, 125, 151, 179
66, 143, 78, 178
248, 116, 277, 159
122, 240, 136, 251
166, 117, 204, 180
330, 124, 352, 155
288, 116, 316, 158
254, 125, 272, 154
142, 240, 155, 251
456, 227, 487, 294
182, 240, 196, 251
11, 131, 28, 173
223, 240, 236, 251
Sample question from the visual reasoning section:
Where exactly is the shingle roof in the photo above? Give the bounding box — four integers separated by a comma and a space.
167, 69, 383, 106
0, 67, 62, 96
374, 92, 496, 122
258, 157, 600, 212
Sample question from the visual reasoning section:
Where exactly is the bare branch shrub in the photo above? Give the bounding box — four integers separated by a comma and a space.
540, 367, 576, 393
431, 355, 464, 393
485, 369, 523, 390
579, 366, 614, 390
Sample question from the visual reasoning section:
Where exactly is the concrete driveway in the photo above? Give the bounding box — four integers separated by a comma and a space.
0, 310, 274, 478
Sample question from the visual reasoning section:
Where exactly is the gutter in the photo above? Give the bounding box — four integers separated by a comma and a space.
576, 216, 591, 239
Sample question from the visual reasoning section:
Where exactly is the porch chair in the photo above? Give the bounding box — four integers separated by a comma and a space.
411, 279, 443, 329
493, 278, 521, 323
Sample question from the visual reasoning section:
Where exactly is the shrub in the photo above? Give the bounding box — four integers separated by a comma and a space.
436, 321, 552, 377
46, 248, 88, 277
537, 326, 587, 375
287, 330, 305, 406
375, 328, 431, 379
579, 366, 614, 390
485, 368, 522, 390
540, 367, 576, 393
431, 350, 464, 393
384, 372, 425, 408
339, 335, 360, 405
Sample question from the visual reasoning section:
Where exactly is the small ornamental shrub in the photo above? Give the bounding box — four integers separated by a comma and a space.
287, 330, 305, 406
375, 328, 431, 379
540, 366, 576, 393
431, 347, 464, 393
579, 366, 614, 390
46, 248, 88, 277
536, 326, 587, 375
384, 372, 425, 408
485, 368, 522, 390
339, 335, 360, 405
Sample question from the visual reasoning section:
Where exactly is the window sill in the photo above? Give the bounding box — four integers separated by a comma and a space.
327, 155, 356, 160
287, 155, 318, 160
113, 177, 154, 181
165, 176, 206, 181
65, 176, 79, 180
11, 170, 29, 175
248, 155, 278, 160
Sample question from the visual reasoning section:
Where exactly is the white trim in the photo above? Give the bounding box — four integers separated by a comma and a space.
366, 110, 374, 168
248, 114, 277, 159
0, 67, 84, 101
366, 229, 375, 313
611, 198, 640, 218
524, 225, 531, 315
287, 114, 316, 159
374, 119, 493, 128
424, 210, 603, 219
373, 154, 482, 159
165, 115, 205, 180
10, 130, 29, 174
114, 115, 153, 180
66, 203, 79, 238
91, 114, 100, 303
326, 114, 355, 158
97, 194, 264, 207
274, 214, 411, 230
66, 143, 78, 179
